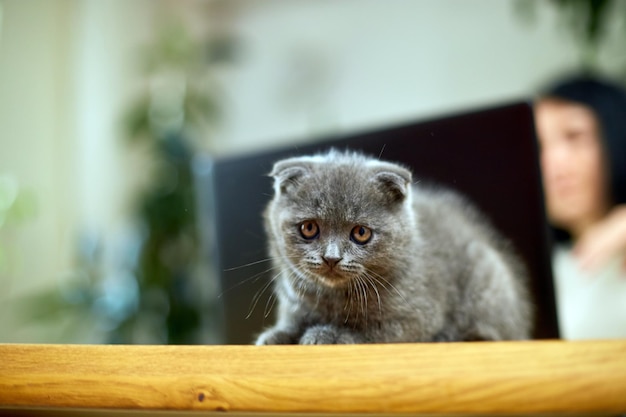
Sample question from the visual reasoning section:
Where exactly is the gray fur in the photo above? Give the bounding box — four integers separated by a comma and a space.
255, 150, 533, 345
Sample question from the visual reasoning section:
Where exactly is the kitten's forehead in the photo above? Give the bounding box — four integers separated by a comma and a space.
305, 155, 381, 190
299, 164, 371, 210
273, 151, 411, 223
274, 152, 407, 177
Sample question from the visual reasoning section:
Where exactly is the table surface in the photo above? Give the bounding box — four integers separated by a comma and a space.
1, 340, 625, 416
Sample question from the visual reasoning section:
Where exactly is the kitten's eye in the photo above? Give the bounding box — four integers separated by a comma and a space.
351, 225, 372, 245
299, 221, 320, 240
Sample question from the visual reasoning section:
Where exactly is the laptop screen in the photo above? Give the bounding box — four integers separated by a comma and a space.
194, 101, 559, 344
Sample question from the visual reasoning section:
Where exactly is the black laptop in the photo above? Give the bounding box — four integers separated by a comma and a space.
193, 101, 559, 344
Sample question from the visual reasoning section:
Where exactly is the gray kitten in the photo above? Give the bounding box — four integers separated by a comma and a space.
255, 150, 532, 345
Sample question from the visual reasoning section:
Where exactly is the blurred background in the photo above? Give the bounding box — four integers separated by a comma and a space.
1, 0, 625, 344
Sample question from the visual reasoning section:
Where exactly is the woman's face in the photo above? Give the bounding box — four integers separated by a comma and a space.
535, 98, 611, 237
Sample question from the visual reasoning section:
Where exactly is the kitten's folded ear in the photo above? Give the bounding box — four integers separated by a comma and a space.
269, 158, 311, 195
371, 163, 412, 203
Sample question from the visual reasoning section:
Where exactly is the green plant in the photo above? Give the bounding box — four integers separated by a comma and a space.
15, 22, 233, 344
549, 0, 619, 68
112, 23, 235, 344
518, 0, 626, 71
0, 175, 36, 277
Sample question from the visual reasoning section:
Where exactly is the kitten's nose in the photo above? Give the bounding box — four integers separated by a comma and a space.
322, 256, 342, 268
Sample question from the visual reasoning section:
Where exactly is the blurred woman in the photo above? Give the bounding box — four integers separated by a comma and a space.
534, 74, 626, 339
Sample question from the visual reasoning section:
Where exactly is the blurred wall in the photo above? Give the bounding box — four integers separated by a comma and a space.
0, 0, 151, 342
0, 1, 77, 298
211, 0, 584, 155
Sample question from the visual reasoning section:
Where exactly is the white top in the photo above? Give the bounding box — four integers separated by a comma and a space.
553, 245, 626, 339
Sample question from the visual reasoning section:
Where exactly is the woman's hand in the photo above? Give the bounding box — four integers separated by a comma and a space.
574, 205, 626, 272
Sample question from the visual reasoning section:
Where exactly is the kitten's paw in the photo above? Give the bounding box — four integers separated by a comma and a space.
299, 325, 360, 345
255, 327, 298, 345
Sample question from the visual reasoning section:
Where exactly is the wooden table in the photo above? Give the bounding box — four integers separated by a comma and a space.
1, 341, 625, 416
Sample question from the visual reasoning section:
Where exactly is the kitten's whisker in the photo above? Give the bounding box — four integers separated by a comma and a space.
344, 279, 354, 324
291, 270, 309, 301
353, 279, 360, 314
221, 255, 303, 300
362, 273, 383, 318
365, 268, 412, 309
355, 276, 367, 325
343, 283, 351, 311
246, 271, 280, 319
223, 258, 274, 272
352, 278, 360, 326
358, 276, 368, 330
223, 255, 300, 271
246, 281, 272, 319
264, 291, 277, 318
378, 143, 387, 159
313, 285, 321, 310
218, 264, 282, 299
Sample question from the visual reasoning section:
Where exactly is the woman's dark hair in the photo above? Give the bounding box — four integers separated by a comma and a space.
539, 74, 626, 243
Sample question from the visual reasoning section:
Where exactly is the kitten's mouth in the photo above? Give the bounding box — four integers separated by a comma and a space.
311, 268, 352, 288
